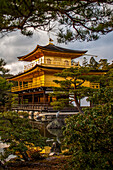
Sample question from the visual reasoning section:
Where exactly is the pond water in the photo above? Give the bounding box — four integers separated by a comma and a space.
38, 121, 64, 146
39, 122, 63, 137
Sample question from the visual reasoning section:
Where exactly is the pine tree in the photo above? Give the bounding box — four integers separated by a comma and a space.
0, 58, 9, 77
0, 59, 12, 111
89, 56, 99, 69
63, 62, 113, 170
0, 0, 113, 42
0, 111, 45, 164
63, 90, 113, 169
98, 59, 109, 70
51, 66, 100, 114
82, 57, 88, 67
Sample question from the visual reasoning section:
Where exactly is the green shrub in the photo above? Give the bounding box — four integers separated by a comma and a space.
63, 103, 113, 169
0, 111, 46, 162
18, 111, 29, 118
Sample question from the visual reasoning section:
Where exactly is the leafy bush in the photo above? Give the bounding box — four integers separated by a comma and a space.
0, 111, 46, 162
63, 102, 113, 169
18, 111, 29, 118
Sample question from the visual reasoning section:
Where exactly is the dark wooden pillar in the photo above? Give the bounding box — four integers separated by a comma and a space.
18, 94, 21, 104
43, 92, 46, 104
21, 94, 23, 104
22, 81, 24, 90
32, 94, 34, 104
18, 81, 20, 91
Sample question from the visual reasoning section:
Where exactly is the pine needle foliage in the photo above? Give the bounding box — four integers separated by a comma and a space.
51, 67, 99, 114
0, 111, 46, 163
63, 68, 113, 169
0, 0, 113, 42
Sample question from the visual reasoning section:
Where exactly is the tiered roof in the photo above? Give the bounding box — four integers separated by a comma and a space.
18, 43, 87, 61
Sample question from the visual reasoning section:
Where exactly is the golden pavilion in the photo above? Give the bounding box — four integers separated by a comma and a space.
8, 42, 101, 118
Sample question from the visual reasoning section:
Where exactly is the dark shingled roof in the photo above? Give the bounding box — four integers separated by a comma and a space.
39, 44, 87, 53
18, 44, 87, 60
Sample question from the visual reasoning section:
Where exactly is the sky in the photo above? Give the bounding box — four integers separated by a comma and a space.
0, 30, 113, 75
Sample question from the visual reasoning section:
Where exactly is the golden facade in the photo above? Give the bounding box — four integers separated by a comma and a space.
8, 43, 101, 113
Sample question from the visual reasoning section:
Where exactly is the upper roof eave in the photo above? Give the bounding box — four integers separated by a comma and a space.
17, 44, 87, 61
17, 45, 39, 60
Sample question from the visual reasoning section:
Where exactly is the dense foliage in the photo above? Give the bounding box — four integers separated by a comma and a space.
51, 66, 102, 114
0, 59, 9, 76
61, 60, 113, 169
0, 0, 113, 42
63, 72, 113, 169
0, 111, 46, 163
0, 59, 12, 111
63, 100, 113, 169
0, 77, 12, 111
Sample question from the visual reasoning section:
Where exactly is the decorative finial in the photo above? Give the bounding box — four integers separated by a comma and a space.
49, 38, 54, 45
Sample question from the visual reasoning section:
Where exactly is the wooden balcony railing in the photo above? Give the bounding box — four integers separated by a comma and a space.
24, 60, 79, 72
11, 82, 43, 92
11, 81, 59, 92
11, 81, 100, 92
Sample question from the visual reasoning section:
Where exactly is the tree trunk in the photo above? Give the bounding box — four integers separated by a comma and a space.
74, 94, 84, 115
21, 151, 30, 161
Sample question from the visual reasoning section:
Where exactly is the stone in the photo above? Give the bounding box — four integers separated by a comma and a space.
49, 152, 57, 156
50, 141, 61, 155
46, 119, 65, 129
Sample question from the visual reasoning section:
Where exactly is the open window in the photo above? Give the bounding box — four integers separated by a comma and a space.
64, 60, 69, 66
47, 58, 51, 64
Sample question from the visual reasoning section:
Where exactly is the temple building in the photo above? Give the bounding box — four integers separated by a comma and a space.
8, 42, 101, 119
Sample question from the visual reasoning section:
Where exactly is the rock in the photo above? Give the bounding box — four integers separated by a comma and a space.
46, 138, 54, 143
50, 141, 61, 155
46, 119, 65, 129
49, 152, 57, 156
46, 156, 57, 160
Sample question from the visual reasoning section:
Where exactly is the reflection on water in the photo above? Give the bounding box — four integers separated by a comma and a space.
38, 121, 64, 145
47, 128, 63, 144
39, 122, 63, 138
47, 128, 63, 137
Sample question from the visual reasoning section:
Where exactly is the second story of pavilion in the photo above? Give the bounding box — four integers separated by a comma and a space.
18, 43, 87, 72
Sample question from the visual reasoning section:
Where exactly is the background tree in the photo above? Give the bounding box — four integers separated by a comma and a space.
108, 61, 113, 69
92, 60, 113, 87
0, 77, 12, 111
100, 67, 113, 88
98, 59, 109, 70
82, 57, 88, 67
0, 0, 113, 42
0, 59, 12, 111
0, 58, 9, 77
88, 56, 99, 69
